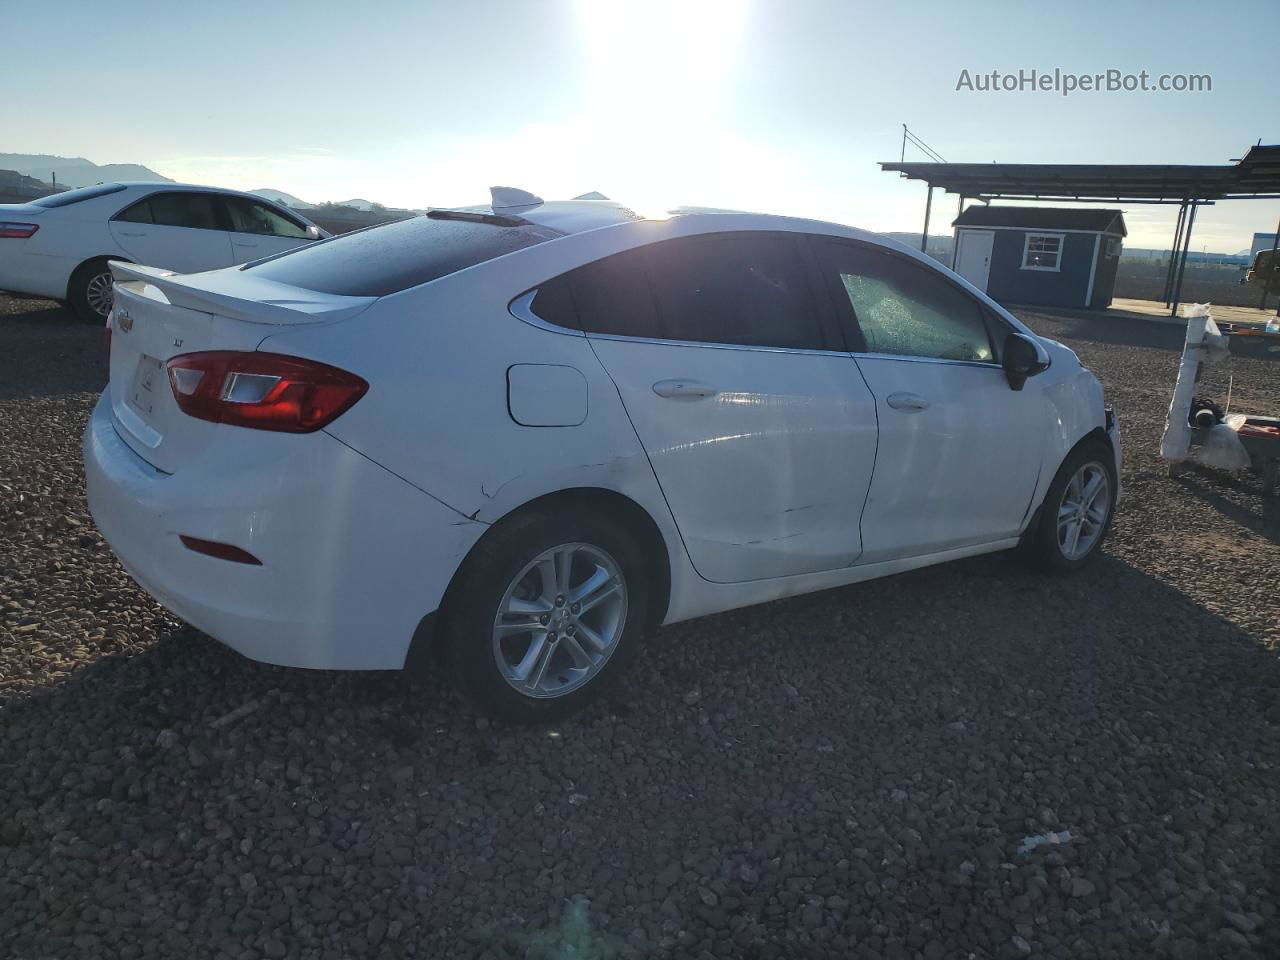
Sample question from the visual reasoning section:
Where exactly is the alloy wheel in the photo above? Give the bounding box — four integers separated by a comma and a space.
85, 271, 114, 318
492, 542, 628, 699
1057, 461, 1110, 561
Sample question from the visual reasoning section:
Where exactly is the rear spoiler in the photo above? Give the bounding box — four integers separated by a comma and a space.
108, 260, 375, 326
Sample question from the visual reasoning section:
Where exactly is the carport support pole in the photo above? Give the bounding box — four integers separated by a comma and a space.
920, 184, 933, 254
952, 195, 966, 269
1163, 202, 1187, 306
1170, 203, 1199, 318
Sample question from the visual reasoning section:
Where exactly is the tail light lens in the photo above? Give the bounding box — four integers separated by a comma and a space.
166, 351, 368, 433
0, 222, 39, 239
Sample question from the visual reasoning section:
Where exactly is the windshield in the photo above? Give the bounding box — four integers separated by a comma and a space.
32, 183, 127, 207
243, 214, 559, 296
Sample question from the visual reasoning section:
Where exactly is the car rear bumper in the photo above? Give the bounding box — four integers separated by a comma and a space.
83, 393, 486, 669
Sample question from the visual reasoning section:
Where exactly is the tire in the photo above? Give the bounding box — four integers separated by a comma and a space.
68, 258, 116, 325
1022, 439, 1117, 573
440, 506, 651, 722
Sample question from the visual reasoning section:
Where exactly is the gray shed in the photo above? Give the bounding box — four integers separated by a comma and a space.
951, 206, 1126, 310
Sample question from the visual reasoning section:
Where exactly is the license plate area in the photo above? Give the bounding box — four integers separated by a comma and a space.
129, 355, 165, 418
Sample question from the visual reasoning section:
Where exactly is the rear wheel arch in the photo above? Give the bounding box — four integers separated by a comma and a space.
408, 487, 673, 673
67, 255, 131, 323
465, 487, 672, 631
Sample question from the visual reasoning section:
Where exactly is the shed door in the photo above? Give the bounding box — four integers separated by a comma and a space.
954, 229, 994, 292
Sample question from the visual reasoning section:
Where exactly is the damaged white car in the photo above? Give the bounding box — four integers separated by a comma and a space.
84, 190, 1121, 719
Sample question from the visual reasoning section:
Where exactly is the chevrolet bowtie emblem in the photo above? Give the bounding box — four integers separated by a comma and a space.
117, 309, 133, 333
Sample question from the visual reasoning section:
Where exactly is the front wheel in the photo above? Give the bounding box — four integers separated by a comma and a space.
441, 507, 650, 722
1022, 441, 1117, 573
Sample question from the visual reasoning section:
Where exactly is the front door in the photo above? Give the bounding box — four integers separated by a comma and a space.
108, 191, 236, 274
564, 232, 879, 583
954, 229, 994, 292
815, 238, 1044, 563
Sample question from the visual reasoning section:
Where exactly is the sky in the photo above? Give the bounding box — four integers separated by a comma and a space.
6, 0, 1280, 252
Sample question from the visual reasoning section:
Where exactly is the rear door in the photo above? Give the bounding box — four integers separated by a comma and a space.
813, 238, 1045, 563
560, 232, 879, 584
223, 196, 315, 263
109, 191, 236, 273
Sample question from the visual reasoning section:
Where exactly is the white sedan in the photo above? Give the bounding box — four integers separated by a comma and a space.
0, 182, 326, 322
84, 189, 1121, 720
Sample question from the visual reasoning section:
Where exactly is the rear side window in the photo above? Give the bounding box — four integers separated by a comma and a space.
645, 234, 821, 349
569, 248, 663, 339
244, 215, 556, 296
819, 241, 996, 363
115, 192, 224, 231
32, 183, 127, 207
535, 233, 825, 350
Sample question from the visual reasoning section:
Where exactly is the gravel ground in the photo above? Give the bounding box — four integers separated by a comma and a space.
1, 296, 1277, 960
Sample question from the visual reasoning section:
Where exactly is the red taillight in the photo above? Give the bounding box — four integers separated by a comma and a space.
165, 351, 368, 433
179, 535, 262, 565
0, 222, 39, 239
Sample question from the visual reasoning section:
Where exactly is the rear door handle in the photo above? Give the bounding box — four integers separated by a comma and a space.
653, 379, 718, 399
232, 240, 258, 247
116, 230, 145, 237
886, 392, 930, 412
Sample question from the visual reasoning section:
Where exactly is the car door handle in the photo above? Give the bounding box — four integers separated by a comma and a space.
116, 230, 145, 237
652, 379, 718, 399
231, 240, 258, 246
886, 392, 930, 412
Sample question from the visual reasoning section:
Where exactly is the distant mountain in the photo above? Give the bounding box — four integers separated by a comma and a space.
333, 198, 379, 212
0, 153, 173, 187
251, 188, 315, 209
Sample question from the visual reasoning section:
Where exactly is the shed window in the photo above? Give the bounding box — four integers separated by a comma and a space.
1021, 233, 1063, 271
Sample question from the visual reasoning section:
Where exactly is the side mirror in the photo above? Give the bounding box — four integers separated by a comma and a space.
1002, 332, 1049, 391
306, 224, 323, 240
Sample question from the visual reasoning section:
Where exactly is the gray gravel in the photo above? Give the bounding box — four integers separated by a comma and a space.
2, 296, 1278, 959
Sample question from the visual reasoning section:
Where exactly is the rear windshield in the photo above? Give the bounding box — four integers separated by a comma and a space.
32, 183, 127, 207
243, 215, 558, 296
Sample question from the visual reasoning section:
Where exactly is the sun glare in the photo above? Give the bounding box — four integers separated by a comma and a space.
574, 0, 749, 213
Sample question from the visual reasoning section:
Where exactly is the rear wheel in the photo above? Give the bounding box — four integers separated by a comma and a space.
1023, 440, 1116, 572
441, 507, 650, 722
68, 258, 115, 324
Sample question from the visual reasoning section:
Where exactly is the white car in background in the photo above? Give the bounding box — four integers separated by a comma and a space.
84, 189, 1121, 721
0, 182, 327, 322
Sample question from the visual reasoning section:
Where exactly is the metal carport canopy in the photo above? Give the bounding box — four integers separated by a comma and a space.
880, 145, 1280, 315
880, 147, 1280, 203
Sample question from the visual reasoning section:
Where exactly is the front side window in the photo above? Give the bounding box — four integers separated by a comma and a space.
1022, 233, 1063, 271
125, 192, 223, 230
226, 198, 309, 238
820, 241, 996, 364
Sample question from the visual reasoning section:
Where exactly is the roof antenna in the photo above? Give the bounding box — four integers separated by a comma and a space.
490, 186, 543, 213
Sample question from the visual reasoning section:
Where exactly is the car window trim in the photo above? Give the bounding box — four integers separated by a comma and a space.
814, 236, 1002, 366
110, 190, 232, 232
